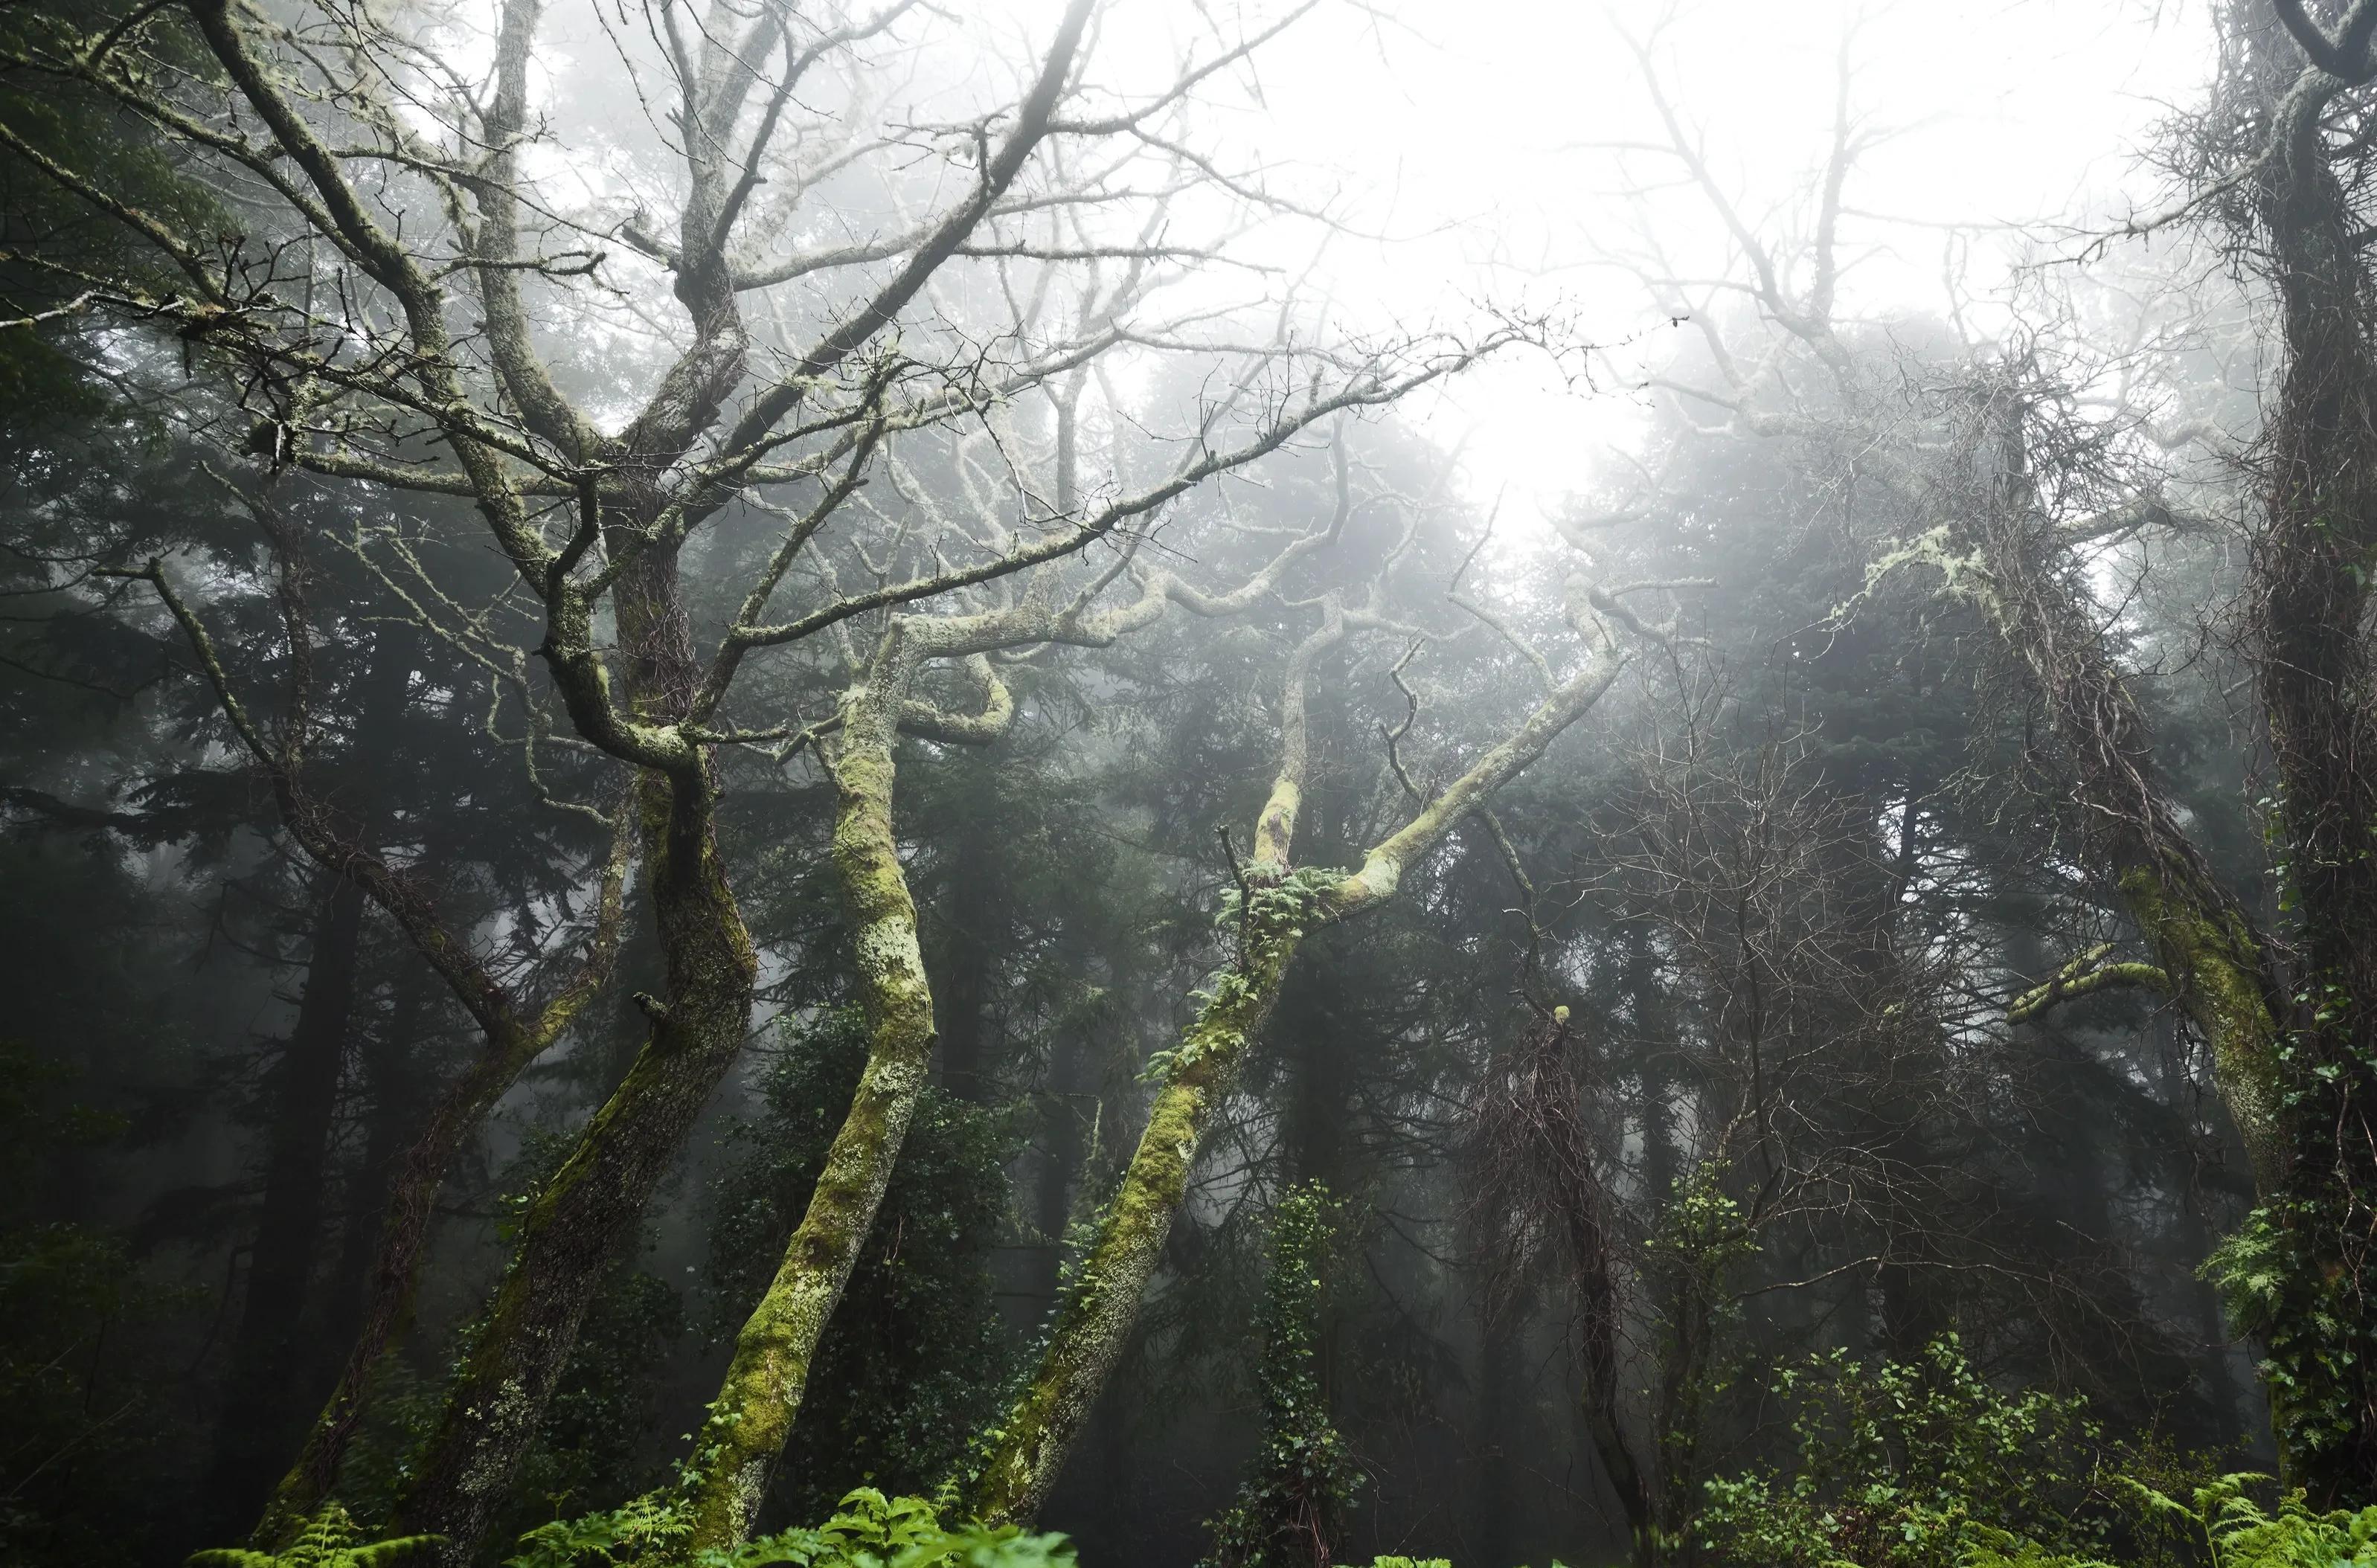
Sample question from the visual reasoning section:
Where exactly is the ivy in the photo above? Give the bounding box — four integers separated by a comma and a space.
2204, 1193, 2377, 1471
1198, 1182, 1361, 1568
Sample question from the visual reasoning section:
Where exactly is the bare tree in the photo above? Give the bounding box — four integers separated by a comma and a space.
0, 0, 1547, 1552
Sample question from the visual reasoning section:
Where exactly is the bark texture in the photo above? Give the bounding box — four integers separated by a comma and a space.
2232, 1, 2377, 1497
676, 667, 943, 1555
972, 625, 1629, 1522
395, 556, 756, 1564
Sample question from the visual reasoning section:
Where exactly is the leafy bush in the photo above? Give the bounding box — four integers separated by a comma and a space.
504, 1486, 1073, 1568
1964, 1473, 2377, 1568
1694, 1337, 2111, 1568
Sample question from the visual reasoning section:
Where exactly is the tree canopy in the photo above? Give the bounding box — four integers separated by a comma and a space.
5, 1, 2377, 1565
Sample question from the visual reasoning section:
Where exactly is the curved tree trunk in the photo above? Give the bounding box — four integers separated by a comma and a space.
394, 551, 758, 1564
675, 671, 941, 1554
1917, 469, 2290, 1186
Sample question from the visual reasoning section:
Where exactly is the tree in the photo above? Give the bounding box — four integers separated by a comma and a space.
0, 0, 1544, 1554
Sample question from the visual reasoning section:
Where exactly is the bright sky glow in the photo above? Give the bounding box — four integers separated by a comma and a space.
504, 0, 2221, 531
1173, 0, 2219, 523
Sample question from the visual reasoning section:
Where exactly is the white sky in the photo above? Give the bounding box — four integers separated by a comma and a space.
1106, 0, 2219, 523
514, 0, 2217, 526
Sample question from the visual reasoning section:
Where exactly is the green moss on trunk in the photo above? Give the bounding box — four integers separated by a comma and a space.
969, 882, 1318, 1526
2115, 866, 2284, 1183
674, 710, 940, 1555
397, 556, 759, 1564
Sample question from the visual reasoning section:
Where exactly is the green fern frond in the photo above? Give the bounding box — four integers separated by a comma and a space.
185, 1505, 447, 1568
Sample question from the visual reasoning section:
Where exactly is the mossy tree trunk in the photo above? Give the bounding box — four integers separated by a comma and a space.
972, 616, 1630, 1523
121, 539, 638, 1555
1911, 470, 2290, 1186
251, 800, 631, 1550
394, 553, 758, 1564
2230, 4, 2377, 1500
973, 887, 1315, 1526
674, 640, 974, 1555
1919, 292, 2359, 1486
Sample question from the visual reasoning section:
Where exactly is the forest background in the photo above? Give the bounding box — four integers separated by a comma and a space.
7, 0, 2376, 1565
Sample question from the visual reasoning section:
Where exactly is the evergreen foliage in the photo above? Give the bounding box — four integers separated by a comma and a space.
6, 0, 2373, 1555
0, 1037, 171, 1565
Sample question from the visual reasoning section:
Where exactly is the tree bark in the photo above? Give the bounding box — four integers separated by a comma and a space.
204, 870, 369, 1534
1915, 481, 2290, 1186
394, 550, 757, 1564
213, 626, 416, 1535
2234, 3, 2377, 1497
674, 668, 941, 1555
971, 900, 1312, 1526
972, 617, 1628, 1523
321, 965, 430, 1375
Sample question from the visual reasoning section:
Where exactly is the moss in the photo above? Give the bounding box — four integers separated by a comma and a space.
968, 881, 1323, 1526
1869, 525, 2290, 1189
972, 645, 1637, 1523
2004, 943, 2171, 1024
2116, 867, 2285, 1184
675, 722, 941, 1558
394, 758, 758, 1561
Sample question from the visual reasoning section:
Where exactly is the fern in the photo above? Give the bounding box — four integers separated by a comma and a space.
1958, 1474, 2377, 1568
504, 1486, 1073, 1568
186, 1504, 444, 1568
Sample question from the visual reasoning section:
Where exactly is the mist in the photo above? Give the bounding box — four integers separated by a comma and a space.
3, 1, 2371, 1566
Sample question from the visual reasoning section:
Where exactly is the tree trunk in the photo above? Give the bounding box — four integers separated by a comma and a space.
394, 548, 757, 1564
204, 869, 369, 1535
1936, 472, 2290, 1186
969, 910, 1311, 1524
974, 624, 1627, 1522
2238, 5, 2377, 1494
214, 627, 416, 1536
253, 717, 628, 1551
320, 965, 429, 1377
676, 675, 941, 1555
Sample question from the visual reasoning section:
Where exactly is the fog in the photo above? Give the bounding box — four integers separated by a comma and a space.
4, 1, 2373, 1567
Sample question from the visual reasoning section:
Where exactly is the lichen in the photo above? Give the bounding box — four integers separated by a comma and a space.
674, 724, 941, 1558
